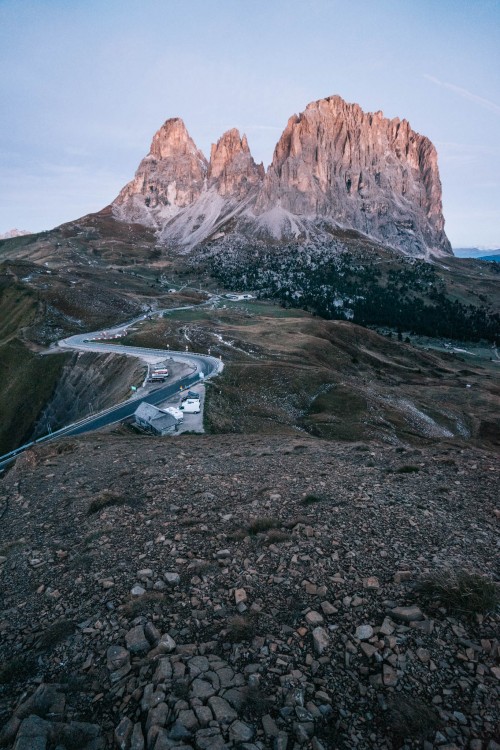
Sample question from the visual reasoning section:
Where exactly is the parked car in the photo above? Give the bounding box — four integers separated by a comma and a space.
180, 399, 201, 414
181, 390, 200, 402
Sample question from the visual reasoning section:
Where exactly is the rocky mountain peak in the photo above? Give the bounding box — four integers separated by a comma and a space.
208, 128, 264, 198
112, 94, 451, 256
149, 118, 205, 161
113, 119, 208, 227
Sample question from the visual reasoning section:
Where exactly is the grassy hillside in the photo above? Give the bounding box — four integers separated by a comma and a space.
120, 300, 500, 447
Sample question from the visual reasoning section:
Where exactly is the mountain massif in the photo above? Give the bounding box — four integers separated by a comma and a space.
113, 95, 452, 257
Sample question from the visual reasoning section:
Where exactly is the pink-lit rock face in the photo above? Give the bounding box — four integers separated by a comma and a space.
113, 118, 208, 226
208, 129, 264, 199
112, 95, 451, 256
256, 96, 451, 255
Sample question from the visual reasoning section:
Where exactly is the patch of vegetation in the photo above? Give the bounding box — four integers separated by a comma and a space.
120, 592, 166, 618
208, 243, 500, 342
240, 684, 273, 719
300, 493, 323, 506
247, 517, 280, 535
0, 654, 37, 684
226, 614, 259, 643
87, 490, 126, 515
416, 570, 499, 618
187, 560, 217, 577
39, 619, 75, 650
395, 465, 420, 474
264, 529, 291, 545
381, 694, 440, 745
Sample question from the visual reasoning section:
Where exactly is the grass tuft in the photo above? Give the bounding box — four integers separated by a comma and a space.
382, 694, 440, 744
39, 619, 75, 650
395, 465, 420, 474
87, 490, 126, 515
300, 493, 323, 506
264, 529, 291, 545
240, 684, 272, 719
247, 517, 280, 535
0, 655, 37, 684
120, 591, 166, 618
226, 614, 259, 643
416, 570, 498, 618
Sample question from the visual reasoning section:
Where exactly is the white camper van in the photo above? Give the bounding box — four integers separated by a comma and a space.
180, 398, 200, 414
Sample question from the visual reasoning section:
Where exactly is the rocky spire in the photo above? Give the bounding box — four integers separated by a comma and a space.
113, 118, 208, 225
208, 129, 264, 199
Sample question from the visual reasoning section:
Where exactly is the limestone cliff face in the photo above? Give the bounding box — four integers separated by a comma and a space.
113, 118, 208, 227
208, 129, 264, 199
255, 96, 451, 255
112, 95, 451, 256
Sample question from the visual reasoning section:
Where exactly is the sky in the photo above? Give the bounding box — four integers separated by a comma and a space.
1, 0, 499, 248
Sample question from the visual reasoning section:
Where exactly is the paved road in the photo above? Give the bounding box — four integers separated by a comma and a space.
0, 316, 223, 470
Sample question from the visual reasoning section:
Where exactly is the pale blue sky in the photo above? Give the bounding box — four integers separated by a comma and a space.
1, 0, 499, 247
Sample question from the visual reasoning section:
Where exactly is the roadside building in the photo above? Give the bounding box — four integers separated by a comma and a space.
134, 402, 179, 435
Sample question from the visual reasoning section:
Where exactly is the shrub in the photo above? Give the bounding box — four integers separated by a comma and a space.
226, 615, 259, 643
264, 529, 291, 545
382, 694, 440, 744
0, 655, 37, 684
87, 490, 126, 515
121, 592, 166, 618
240, 684, 272, 719
39, 619, 75, 650
300, 493, 323, 506
417, 570, 498, 618
395, 465, 420, 474
247, 517, 280, 535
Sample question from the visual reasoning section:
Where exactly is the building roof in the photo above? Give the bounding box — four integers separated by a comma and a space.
134, 402, 179, 430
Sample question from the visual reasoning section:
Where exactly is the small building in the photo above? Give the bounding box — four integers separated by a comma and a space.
134, 402, 179, 435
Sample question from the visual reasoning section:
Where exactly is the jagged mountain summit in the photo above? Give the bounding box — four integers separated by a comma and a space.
112, 95, 452, 257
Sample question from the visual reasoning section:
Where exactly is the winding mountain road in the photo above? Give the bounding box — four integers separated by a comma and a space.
0, 300, 224, 471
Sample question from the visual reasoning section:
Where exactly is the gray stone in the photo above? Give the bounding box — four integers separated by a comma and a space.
168, 720, 193, 740
125, 625, 150, 654
115, 717, 133, 750
312, 626, 329, 655
131, 584, 146, 596
229, 720, 254, 743
195, 727, 227, 749
193, 706, 213, 728
190, 679, 216, 700
146, 702, 169, 731
131, 722, 145, 750
106, 645, 131, 682
164, 572, 180, 585
390, 606, 424, 622
176, 710, 198, 732
158, 633, 176, 653
305, 611, 324, 626
208, 696, 238, 723
153, 657, 173, 683
355, 625, 374, 641
145, 621, 161, 646
262, 714, 279, 737
13, 716, 50, 750
274, 732, 289, 750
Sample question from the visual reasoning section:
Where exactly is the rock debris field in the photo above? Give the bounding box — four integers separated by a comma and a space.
0, 433, 498, 750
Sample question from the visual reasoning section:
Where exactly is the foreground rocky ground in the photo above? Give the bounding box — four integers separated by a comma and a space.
0, 432, 498, 750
